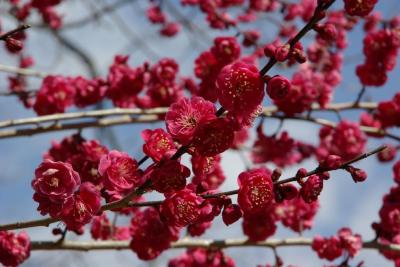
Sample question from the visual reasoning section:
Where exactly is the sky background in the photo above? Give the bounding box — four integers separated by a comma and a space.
1, 0, 400, 266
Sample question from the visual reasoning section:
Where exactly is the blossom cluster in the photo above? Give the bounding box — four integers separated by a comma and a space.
0, 231, 30, 267
312, 228, 362, 261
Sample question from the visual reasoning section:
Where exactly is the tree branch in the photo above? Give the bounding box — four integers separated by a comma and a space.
0, 24, 30, 41
0, 102, 383, 140
0, 64, 47, 78
27, 237, 400, 253
0, 102, 376, 129
0, 146, 384, 231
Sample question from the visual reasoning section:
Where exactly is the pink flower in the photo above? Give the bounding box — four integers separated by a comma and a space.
150, 58, 179, 83
211, 37, 241, 63
160, 188, 203, 227
90, 213, 112, 240
187, 221, 212, 237
165, 97, 216, 145
192, 164, 226, 192
191, 154, 220, 178
194, 51, 219, 80
242, 211, 277, 241
356, 63, 387, 86
130, 207, 180, 260
61, 182, 102, 231
146, 5, 166, 24
338, 228, 362, 257
33, 75, 76, 115
251, 130, 310, 167
376, 93, 400, 128
192, 118, 235, 157
160, 22, 181, 37
5, 37, 23, 53
317, 120, 367, 161
377, 144, 397, 162
274, 197, 319, 233
222, 204, 243, 226
44, 135, 109, 185
266, 75, 291, 100
142, 128, 176, 161
345, 166, 367, 182
113, 226, 131, 240
73, 77, 107, 108
32, 160, 80, 201
168, 248, 235, 267
393, 161, 400, 184
237, 168, 274, 215
344, 0, 378, 17
300, 174, 324, 203
98, 150, 142, 193
150, 160, 191, 193
312, 235, 343, 261
216, 61, 264, 114
146, 81, 183, 107
0, 231, 30, 267
31, 0, 61, 9
106, 55, 145, 108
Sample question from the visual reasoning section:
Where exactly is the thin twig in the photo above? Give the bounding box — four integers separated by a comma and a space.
354, 86, 367, 106
0, 24, 30, 41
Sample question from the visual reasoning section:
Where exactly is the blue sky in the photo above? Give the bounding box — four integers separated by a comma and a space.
0, 0, 400, 266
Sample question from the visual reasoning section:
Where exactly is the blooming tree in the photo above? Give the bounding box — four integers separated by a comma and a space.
0, 0, 400, 266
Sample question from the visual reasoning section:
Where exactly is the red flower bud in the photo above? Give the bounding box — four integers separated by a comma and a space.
319, 154, 342, 170
271, 168, 282, 182
275, 45, 290, 61
5, 37, 23, 53
280, 184, 299, 200
377, 145, 396, 162
300, 174, 323, 203
222, 204, 243, 225
266, 75, 291, 100
314, 23, 338, 41
345, 166, 367, 182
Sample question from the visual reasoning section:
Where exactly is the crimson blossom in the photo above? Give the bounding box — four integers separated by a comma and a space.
312, 228, 362, 261
32, 160, 80, 218
0, 231, 30, 267
317, 120, 367, 161
60, 182, 101, 231
237, 168, 274, 215
98, 150, 142, 194
33, 75, 76, 115
141, 128, 176, 162
216, 61, 264, 115
160, 188, 204, 227
130, 207, 180, 260
168, 248, 235, 267
165, 96, 216, 145
149, 159, 191, 193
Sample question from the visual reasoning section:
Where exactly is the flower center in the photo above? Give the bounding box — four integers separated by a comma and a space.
48, 177, 59, 187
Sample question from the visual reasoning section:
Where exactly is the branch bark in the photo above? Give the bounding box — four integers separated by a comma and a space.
0, 102, 385, 140
0, 64, 47, 78
28, 237, 400, 253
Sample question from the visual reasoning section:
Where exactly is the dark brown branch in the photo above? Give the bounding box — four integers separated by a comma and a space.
0, 24, 30, 41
